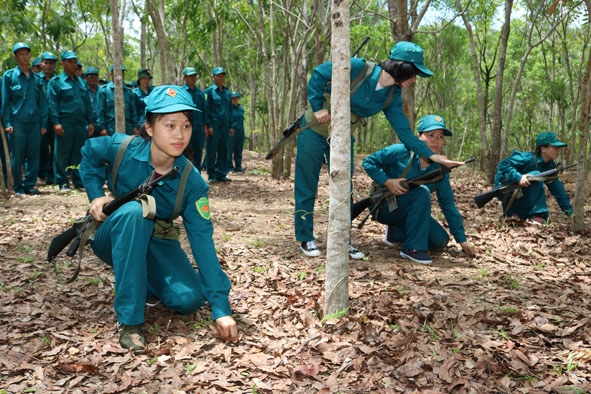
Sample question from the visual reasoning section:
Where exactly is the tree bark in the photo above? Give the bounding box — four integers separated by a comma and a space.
324, 0, 350, 317
572, 0, 591, 232
110, 0, 126, 135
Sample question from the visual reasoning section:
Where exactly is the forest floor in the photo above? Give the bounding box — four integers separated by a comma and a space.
1, 150, 591, 394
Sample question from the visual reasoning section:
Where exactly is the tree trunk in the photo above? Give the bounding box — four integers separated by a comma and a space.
0, 124, 14, 192
110, 0, 126, 135
147, 0, 172, 84
489, 0, 512, 182
572, 0, 591, 232
324, 0, 350, 317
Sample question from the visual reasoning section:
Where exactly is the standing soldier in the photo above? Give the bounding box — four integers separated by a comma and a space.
96, 64, 139, 136
38, 51, 58, 185
227, 91, 245, 173
84, 66, 100, 136
1, 42, 48, 195
204, 66, 233, 183
182, 67, 206, 170
47, 50, 94, 192
133, 68, 154, 128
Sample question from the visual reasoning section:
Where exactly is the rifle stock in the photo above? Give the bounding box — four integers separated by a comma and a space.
47, 166, 180, 263
473, 184, 516, 209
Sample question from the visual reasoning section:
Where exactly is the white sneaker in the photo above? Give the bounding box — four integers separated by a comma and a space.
300, 241, 321, 257
349, 244, 365, 260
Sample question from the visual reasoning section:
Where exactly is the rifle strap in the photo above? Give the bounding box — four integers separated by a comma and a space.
138, 194, 157, 220
59, 218, 100, 283
502, 187, 522, 217
111, 135, 137, 193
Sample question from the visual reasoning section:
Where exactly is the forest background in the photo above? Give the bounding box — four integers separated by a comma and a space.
0, 0, 589, 218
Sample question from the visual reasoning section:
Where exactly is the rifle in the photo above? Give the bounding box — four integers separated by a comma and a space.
353, 157, 476, 228
473, 162, 576, 209
47, 166, 179, 282
265, 36, 371, 160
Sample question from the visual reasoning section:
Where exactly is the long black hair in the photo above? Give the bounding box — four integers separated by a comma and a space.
379, 59, 420, 85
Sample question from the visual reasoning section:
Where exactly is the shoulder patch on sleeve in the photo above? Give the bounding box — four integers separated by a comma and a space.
196, 197, 211, 220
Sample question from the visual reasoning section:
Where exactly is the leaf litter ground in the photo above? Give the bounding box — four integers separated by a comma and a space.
1, 151, 590, 394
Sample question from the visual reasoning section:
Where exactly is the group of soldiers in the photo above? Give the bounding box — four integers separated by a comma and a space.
0, 42, 246, 195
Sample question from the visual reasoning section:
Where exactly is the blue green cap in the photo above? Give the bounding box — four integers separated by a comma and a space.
230, 91, 241, 98
212, 66, 226, 75
12, 42, 30, 54
84, 66, 99, 75
417, 115, 452, 136
41, 51, 58, 61
110, 64, 127, 72
145, 85, 200, 115
32, 57, 41, 66
536, 132, 567, 148
389, 41, 433, 78
183, 67, 197, 76
60, 50, 77, 61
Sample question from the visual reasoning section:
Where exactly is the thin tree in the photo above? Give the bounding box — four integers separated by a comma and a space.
110, 0, 126, 134
573, 0, 590, 232
324, 0, 351, 316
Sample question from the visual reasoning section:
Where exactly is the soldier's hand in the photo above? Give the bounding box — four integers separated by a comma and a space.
89, 196, 114, 222
53, 124, 64, 136
384, 178, 409, 196
429, 154, 463, 168
314, 109, 330, 124
215, 315, 238, 342
4, 127, 13, 134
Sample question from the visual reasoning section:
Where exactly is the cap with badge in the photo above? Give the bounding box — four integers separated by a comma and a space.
41, 51, 58, 61
389, 41, 433, 78
230, 91, 241, 98
212, 66, 226, 75
145, 85, 200, 114
536, 132, 567, 148
417, 115, 452, 137
60, 50, 77, 61
183, 67, 197, 76
12, 42, 30, 54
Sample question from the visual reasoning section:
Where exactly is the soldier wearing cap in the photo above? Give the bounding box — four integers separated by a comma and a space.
294, 41, 463, 259
204, 66, 233, 183
96, 64, 139, 136
227, 91, 245, 172
494, 132, 573, 225
38, 51, 59, 185
46, 50, 94, 192
181, 67, 206, 170
32, 57, 42, 73
1, 42, 48, 195
133, 68, 154, 127
79, 85, 237, 352
84, 66, 100, 134
361, 115, 477, 265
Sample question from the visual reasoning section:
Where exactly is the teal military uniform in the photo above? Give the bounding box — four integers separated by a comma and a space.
363, 144, 468, 252
38, 51, 58, 184
1, 43, 48, 194
228, 91, 245, 172
79, 132, 232, 325
47, 50, 93, 189
182, 67, 206, 171
96, 82, 139, 135
204, 66, 232, 181
494, 149, 573, 220
133, 68, 154, 127
294, 42, 434, 243
83, 66, 100, 134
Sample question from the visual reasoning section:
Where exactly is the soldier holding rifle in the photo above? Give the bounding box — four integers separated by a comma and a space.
294, 41, 465, 259
493, 132, 573, 225
362, 115, 477, 265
